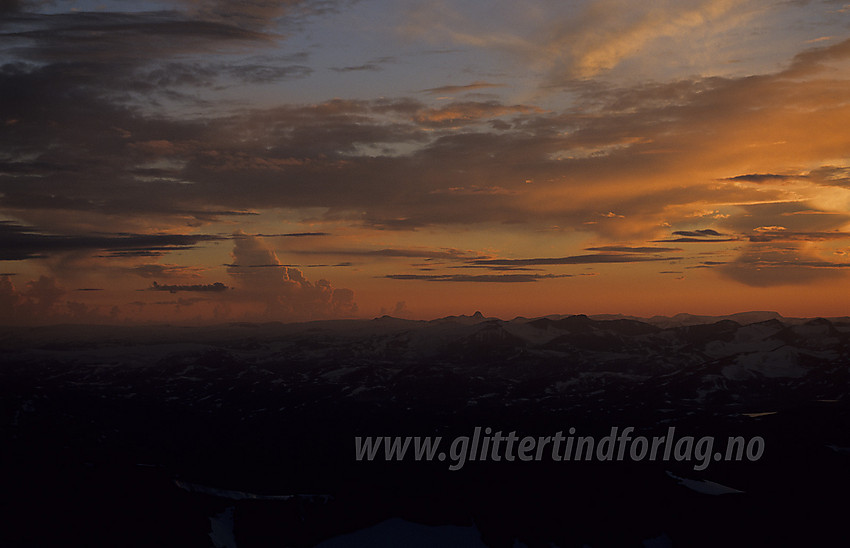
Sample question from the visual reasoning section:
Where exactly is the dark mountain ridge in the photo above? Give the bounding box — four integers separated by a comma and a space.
1, 312, 849, 546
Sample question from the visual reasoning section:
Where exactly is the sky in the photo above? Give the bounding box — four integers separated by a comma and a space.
2, 0, 850, 324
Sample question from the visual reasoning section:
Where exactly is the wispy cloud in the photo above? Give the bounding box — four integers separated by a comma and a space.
0, 222, 223, 260
585, 246, 683, 253
149, 281, 230, 293
290, 247, 485, 260
469, 253, 679, 267
420, 81, 506, 95
384, 273, 578, 283
330, 56, 396, 73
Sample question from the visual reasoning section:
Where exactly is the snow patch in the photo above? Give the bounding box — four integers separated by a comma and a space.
209, 506, 236, 548
826, 445, 850, 456
666, 472, 744, 495
314, 517, 488, 547
722, 346, 807, 379
643, 532, 673, 548
175, 479, 330, 502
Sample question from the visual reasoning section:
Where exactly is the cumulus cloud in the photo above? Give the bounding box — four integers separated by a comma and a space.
379, 300, 411, 317
0, 274, 206, 324
0, 274, 63, 320
0, 274, 114, 324
227, 231, 358, 319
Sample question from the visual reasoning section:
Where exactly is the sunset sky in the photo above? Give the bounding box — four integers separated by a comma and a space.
2, 0, 850, 324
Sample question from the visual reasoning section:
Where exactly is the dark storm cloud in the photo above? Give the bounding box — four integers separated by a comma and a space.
0, 1, 340, 118
0, 222, 223, 260
673, 229, 724, 237
469, 254, 679, 267
1, 0, 349, 61
0, 62, 229, 225
0, 60, 303, 226
656, 237, 739, 243
725, 173, 794, 183
100, 250, 169, 258
384, 273, 576, 283
653, 230, 738, 243
1, 11, 271, 64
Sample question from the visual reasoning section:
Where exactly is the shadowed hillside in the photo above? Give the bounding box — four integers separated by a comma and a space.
1, 313, 849, 546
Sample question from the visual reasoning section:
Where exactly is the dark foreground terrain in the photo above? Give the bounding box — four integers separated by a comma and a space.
1, 312, 849, 546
